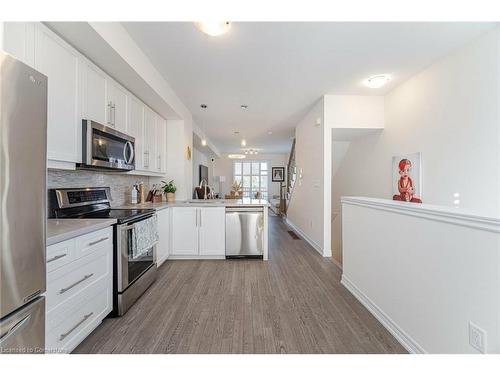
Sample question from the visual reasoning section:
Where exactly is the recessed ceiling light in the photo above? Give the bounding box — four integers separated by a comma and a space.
228, 154, 246, 159
241, 105, 248, 110
201, 139, 207, 147
267, 131, 273, 135
195, 22, 231, 37
364, 75, 391, 89
241, 139, 247, 147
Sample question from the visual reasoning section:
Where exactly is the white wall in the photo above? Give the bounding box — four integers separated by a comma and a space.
342, 197, 500, 353
286, 99, 327, 253
333, 27, 500, 264
212, 153, 288, 198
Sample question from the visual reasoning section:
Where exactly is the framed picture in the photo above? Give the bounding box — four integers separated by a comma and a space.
272, 167, 285, 182
392, 152, 422, 203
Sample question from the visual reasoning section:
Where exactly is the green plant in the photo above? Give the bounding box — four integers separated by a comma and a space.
162, 180, 177, 194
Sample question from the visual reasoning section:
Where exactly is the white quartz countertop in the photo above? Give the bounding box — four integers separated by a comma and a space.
47, 218, 117, 246
116, 198, 270, 211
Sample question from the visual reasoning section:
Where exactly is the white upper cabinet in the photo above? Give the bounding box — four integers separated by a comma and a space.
107, 79, 128, 132
34, 24, 80, 163
81, 62, 107, 125
198, 207, 225, 256
128, 95, 145, 170
1, 22, 35, 66
143, 107, 157, 171
156, 116, 167, 173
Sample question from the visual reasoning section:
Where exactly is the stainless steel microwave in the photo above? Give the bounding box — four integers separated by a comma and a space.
80, 120, 135, 171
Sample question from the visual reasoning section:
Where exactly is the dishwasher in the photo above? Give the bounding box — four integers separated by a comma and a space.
225, 207, 264, 258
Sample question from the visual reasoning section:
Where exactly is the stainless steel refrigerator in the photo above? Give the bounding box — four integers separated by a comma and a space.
0, 51, 47, 353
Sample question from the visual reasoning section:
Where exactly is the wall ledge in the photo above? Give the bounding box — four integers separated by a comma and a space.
341, 196, 500, 234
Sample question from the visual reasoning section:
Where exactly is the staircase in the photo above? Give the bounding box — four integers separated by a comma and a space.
280, 138, 296, 215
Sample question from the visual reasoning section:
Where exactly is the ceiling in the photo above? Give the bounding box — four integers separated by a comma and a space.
123, 22, 494, 153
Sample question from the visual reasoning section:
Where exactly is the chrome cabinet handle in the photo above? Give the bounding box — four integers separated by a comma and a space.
59, 312, 93, 341
0, 314, 31, 344
59, 273, 94, 294
112, 103, 116, 126
47, 253, 67, 263
88, 237, 108, 247
107, 102, 112, 125
158, 155, 161, 170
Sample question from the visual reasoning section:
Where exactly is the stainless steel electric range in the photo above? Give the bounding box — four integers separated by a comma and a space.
48, 187, 157, 316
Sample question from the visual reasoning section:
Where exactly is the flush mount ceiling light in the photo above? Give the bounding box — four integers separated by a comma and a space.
195, 21, 231, 37
201, 139, 207, 147
241, 139, 247, 147
228, 154, 246, 159
267, 131, 273, 135
364, 74, 391, 89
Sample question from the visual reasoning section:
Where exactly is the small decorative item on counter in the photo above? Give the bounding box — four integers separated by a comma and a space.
162, 180, 177, 203
230, 180, 242, 197
392, 153, 423, 203
131, 183, 138, 204
148, 184, 163, 203
138, 181, 145, 203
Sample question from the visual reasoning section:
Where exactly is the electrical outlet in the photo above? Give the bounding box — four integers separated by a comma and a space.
469, 322, 487, 353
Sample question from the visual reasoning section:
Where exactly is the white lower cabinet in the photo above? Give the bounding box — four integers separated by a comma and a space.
45, 226, 113, 353
170, 207, 225, 258
199, 207, 226, 256
156, 208, 170, 266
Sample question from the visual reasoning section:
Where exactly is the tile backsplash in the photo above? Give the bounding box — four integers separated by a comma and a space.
48, 169, 163, 207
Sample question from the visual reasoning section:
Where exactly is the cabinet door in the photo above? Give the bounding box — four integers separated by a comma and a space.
199, 207, 226, 256
128, 95, 144, 170
143, 107, 157, 171
107, 79, 128, 133
2, 22, 35, 67
156, 208, 170, 266
171, 207, 198, 255
82, 63, 107, 125
156, 116, 167, 173
35, 24, 80, 163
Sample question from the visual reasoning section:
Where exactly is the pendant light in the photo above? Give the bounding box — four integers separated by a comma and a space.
200, 104, 207, 147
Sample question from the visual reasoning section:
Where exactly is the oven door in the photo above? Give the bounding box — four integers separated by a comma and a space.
116, 218, 156, 293
82, 120, 135, 170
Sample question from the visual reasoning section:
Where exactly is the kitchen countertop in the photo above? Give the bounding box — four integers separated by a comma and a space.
47, 218, 117, 246
116, 198, 270, 211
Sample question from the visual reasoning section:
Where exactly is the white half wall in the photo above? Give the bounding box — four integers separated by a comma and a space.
333, 27, 500, 264
341, 197, 500, 354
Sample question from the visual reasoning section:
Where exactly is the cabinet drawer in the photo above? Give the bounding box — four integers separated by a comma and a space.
74, 227, 113, 260
46, 276, 112, 353
46, 245, 111, 313
46, 239, 75, 273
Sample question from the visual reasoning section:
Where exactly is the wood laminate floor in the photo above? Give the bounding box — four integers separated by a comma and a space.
74, 216, 406, 354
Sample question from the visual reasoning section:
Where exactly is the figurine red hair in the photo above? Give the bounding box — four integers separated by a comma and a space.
393, 159, 422, 203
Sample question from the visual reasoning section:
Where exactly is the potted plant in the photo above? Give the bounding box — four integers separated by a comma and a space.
162, 180, 177, 203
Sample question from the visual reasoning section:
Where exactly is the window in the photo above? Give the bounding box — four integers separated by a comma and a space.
233, 161, 268, 199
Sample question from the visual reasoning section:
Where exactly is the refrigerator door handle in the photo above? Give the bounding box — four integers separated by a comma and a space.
0, 314, 31, 345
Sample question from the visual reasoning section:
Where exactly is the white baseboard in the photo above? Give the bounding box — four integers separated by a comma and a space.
285, 218, 324, 256
340, 275, 425, 354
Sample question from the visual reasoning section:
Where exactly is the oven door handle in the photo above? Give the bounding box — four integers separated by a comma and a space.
123, 141, 134, 165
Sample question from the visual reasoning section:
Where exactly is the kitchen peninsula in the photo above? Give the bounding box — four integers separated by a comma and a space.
117, 199, 270, 263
